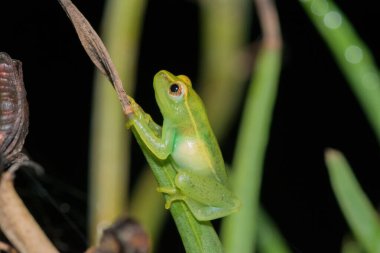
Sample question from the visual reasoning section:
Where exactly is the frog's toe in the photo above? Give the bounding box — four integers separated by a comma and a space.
164, 200, 171, 209
125, 121, 133, 129
157, 186, 177, 194
164, 195, 187, 209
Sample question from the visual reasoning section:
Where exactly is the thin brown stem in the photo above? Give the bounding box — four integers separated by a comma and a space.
0, 170, 58, 253
85, 218, 149, 253
254, 0, 282, 49
56, 0, 132, 116
0, 241, 18, 253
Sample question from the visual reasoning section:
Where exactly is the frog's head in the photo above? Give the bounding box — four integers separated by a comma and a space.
153, 70, 192, 120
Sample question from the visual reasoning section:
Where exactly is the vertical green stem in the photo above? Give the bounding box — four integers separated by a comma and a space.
221, 47, 282, 253
221, 0, 282, 251
135, 141, 223, 253
198, 0, 250, 139
129, 168, 167, 250
88, 0, 147, 243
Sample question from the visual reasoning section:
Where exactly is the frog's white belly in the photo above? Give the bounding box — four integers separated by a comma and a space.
171, 137, 212, 172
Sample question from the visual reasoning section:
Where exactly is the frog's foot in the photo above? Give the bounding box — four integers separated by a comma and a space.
157, 187, 186, 209
126, 104, 150, 129
163, 195, 187, 209
156, 186, 177, 195
125, 98, 144, 128
126, 120, 133, 129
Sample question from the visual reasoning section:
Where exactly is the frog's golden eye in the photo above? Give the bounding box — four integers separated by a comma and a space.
169, 83, 183, 96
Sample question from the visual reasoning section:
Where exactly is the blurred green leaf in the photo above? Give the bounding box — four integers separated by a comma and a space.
341, 236, 364, 253
88, 0, 147, 242
221, 0, 282, 251
257, 208, 292, 253
221, 45, 282, 253
325, 149, 380, 253
129, 168, 167, 251
198, 0, 250, 140
300, 0, 380, 142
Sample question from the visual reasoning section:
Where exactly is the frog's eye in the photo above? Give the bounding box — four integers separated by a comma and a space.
169, 83, 183, 97
170, 83, 180, 93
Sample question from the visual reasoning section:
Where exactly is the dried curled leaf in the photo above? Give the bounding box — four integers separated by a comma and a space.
56, 0, 131, 115
0, 53, 28, 168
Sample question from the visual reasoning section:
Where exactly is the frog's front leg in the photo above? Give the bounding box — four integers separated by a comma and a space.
126, 96, 160, 136
158, 171, 240, 221
126, 97, 175, 160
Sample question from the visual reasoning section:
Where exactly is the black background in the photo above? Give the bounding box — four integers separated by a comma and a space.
1, 0, 380, 252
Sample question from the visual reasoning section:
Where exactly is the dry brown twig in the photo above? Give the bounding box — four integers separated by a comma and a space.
0, 0, 150, 251
0, 52, 59, 253
55, 1, 151, 252
85, 218, 149, 253
0, 241, 18, 253
56, 0, 132, 116
0, 169, 58, 253
254, 0, 282, 49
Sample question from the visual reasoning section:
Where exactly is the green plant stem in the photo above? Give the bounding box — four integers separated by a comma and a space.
325, 149, 380, 253
221, 0, 282, 251
198, 0, 250, 140
88, 0, 147, 243
300, 0, 380, 142
133, 136, 223, 253
221, 46, 281, 253
129, 168, 167, 251
341, 236, 363, 253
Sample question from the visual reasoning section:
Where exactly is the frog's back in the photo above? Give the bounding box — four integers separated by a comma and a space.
171, 90, 228, 184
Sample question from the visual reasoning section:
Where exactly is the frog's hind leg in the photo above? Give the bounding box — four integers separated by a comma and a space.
174, 171, 241, 220
157, 184, 224, 219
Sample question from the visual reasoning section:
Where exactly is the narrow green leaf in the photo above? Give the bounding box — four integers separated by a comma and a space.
325, 149, 380, 253
257, 208, 291, 253
300, 0, 380, 142
341, 236, 364, 253
198, 0, 250, 139
221, 0, 282, 250
221, 46, 282, 253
